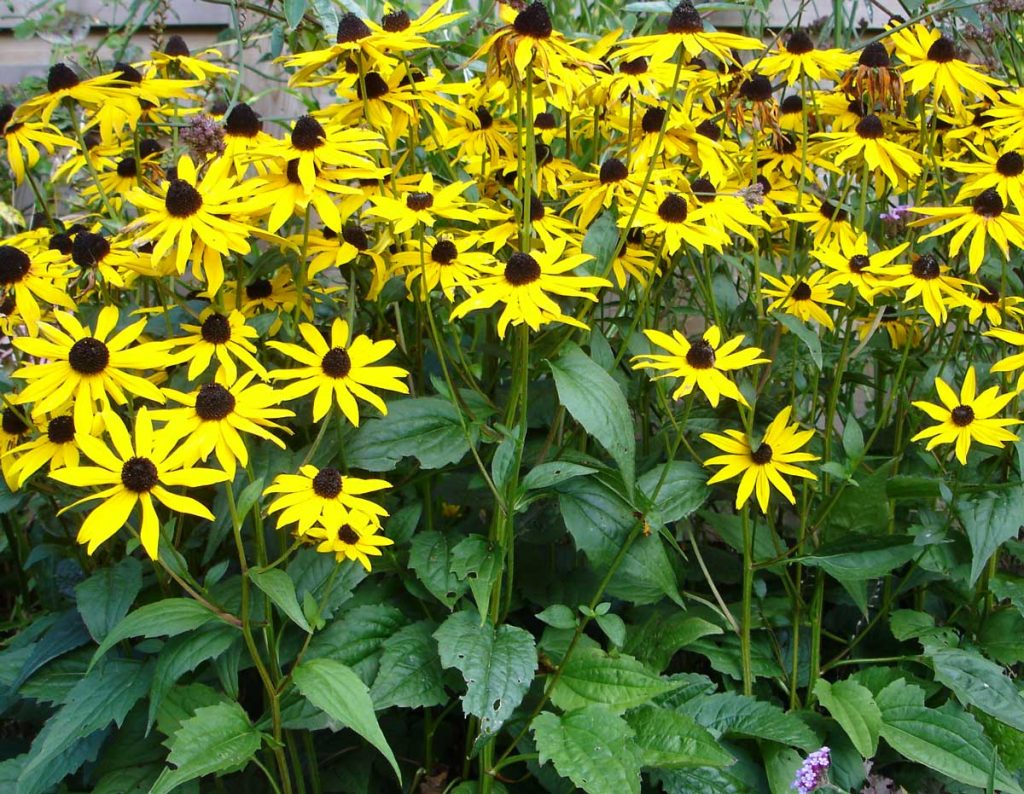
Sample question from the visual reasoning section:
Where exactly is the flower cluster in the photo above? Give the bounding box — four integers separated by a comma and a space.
792, 746, 831, 793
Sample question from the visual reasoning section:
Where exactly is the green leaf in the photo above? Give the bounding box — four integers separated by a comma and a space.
773, 312, 822, 369
346, 397, 470, 471
581, 211, 620, 275
558, 477, 681, 605
841, 416, 864, 460
800, 536, 918, 580
409, 531, 467, 608
150, 702, 263, 794
92, 598, 222, 667
19, 659, 152, 789
490, 430, 519, 493
307, 604, 407, 683
521, 461, 597, 492
249, 567, 312, 633
929, 647, 1024, 732
624, 613, 723, 673
371, 621, 447, 710
156, 683, 230, 739
550, 343, 636, 492
550, 647, 681, 713
284, 0, 307, 28
762, 742, 804, 794
533, 705, 642, 794
293, 658, 401, 781
688, 693, 818, 751
536, 604, 578, 630
958, 487, 1024, 586
813, 678, 881, 757
434, 611, 537, 734
450, 535, 501, 623
595, 613, 627, 648
75, 557, 143, 642
979, 611, 1024, 665
636, 462, 709, 527
625, 705, 734, 768
149, 624, 239, 728
876, 678, 1022, 793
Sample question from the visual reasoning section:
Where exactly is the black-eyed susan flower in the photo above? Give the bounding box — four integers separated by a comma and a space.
858, 306, 924, 349
0, 244, 73, 334
687, 177, 770, 244
391, 232, 494, 301
144, 35, 234, 81
170, 309, 268, 384
757, 29, 855, 85
911, 188, 1024, 273
812, 113, 921, 189
5, 414, 84, 488
812, 232, 907, 304
615, 1, 763, 66
950, 145, 1024, 212
762, 271, 843, 330
70, 231, 153, 287
0, 405, 32, 490
260, 158, 365, 234
51, 408, 228, 559
626, 189, 730, 256
608, 228, 661, 289
701, 405, 818, 512
784, 198, 856, 246
12, 307, 169, 429
155, 372, 294, 476
476, 197, 575, 253
264, 464, 389, 536
307, 511, 395, 571
632, 326, 769, 407
887, 253, 971, 325
986, 327, 1024, 389
14, 63, 138, 126
268, 318, 409, 425
562, 157, 655, 230
449, 240, 609, 338
840, 41, 903, 113
911, 366, 1020, 464
221, 103, 275, 178
890, 24, 1002, 114
964, 284, 1024, 326
0, 103, 75, 184
441, 104, 517, 167
365, 172, 477, 234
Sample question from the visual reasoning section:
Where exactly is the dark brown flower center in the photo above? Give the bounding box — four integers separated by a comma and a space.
0, 104, 14, 134
381, 9, 411, 31
245, 279, 273, 300
71, 232, 110, 268
342, 225, 370, 250
113, 62, 143, 83
406, 191, 434, 211
696, 119, 720, 141
774, 134, 798, 155
792, 281, 812, 300
164, 35, 191, 57
756, 175, 772, 195
336, 12, 372, 42
819, 201, 847, 222
321, 347, 352, 378
139, 139, 163, 159
620, 57, 648, 75
996, 152, 1024, 177
740, 75, 773, 102
978, 287, 999, 304
667, 1, 703, 33
165, 179, 203, 217
529, 195, 546, 222
1, 408, 28, 437
686, 339, 716, 369
47, 63, 80, 93
47, 415, 75, 444
657, 193, 689, 223
121, 456, 158, 492
0, 246, 30, 285
951, 404, 974, 426
116, 157, 138, 178
504, 252, 541, 286
780, 95, 803, 115
476, 107, 494, 129
691, 178, 715, 203
337, 524, 361, 544
513, 1, 553, 38
642, 107, 666, 134
858, 42, 890, 68
68, 337, 109, 374
973, 188, 1003, 218
848, 254, 871, 273
224, 103, 262, 137
786, 29, 814, 54
201, 312, 232, 344
855, 114, 884, 139
431, 239, 458, 264
751, 442, 773, 464
535, 142, 553, 167
195, 383, 236, 421
534, 111, 556, 130
912, 254, 940, 279
312, 467, 343, 498
286, 159, 304, 184
359, 72, 390, 100
599, 158, 628, 184
927, 36, 957, 63
291, 115, 326, 151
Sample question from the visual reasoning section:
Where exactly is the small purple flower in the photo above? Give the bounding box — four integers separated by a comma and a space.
181, 114, 226, 158
792, 746, 831, 794
879, 203, 912, 225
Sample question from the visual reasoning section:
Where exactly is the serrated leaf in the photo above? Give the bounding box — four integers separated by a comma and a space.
434, 611, 537, 734
92, 599, 222, 667
625, 612, 723, 673
625, 705, 734, 768
533, 705, 642, 794
156, 683, 230, 738
293, 658, 401, 781
371, 621, 447, 710
148, 624, 239, 728
307, 604, 407, 683
636, 462, 709, 527
813, 678, 881, 757
150, 702, 263, 794
550, 343, 636, 492
75, 557, 142, 642
876, 678, 1022, 793
450, 535, 501, 623
687, 693, 818, 751
800, 536, 918, 580
346, 397, 470, 470
958, 487, 1024, 587
550, 647, 681, 713
8, 609, 91, 693
773, 312, 822, 369
409, 531, 467, 608
929, 647, 1024, 732
521, 461, 597, 492
249, 567, 312, 633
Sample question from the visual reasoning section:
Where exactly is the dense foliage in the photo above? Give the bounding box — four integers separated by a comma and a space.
2, 0, 1024, 792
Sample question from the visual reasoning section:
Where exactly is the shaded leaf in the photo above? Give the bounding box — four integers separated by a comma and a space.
75, 557, 142, 642
550, 647, 681, 713
625, 705, 734, 768
813, 678, 881, 757
371, 621, 446, 710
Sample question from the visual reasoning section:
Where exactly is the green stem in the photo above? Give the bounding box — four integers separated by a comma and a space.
741, 505, 755, 696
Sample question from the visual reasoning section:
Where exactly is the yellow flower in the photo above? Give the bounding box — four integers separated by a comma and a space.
365, 172, 478, 234
4, 413, 83, 489
268, 318, 409, 425
307, 511, 395, 571
391, 232, 494, 301
170, 309, 268, 383
886, 254, 971, 325
911, 366, 1020, 464
701, 406, 818, 512
0, 243, 73, 334
625, 189, 730, 256
756, 29, 855, 85
986, 327, 1024, 390
50, 408, 229, 559
264, 464, 390, 536
615, 1, 763, 66
911, 189, 1024, 273
0, 103, 75, 184
632, 326, 769, 407
811, 114, 921, 189
812, 232, 907, 305
762, 271, 843, 330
